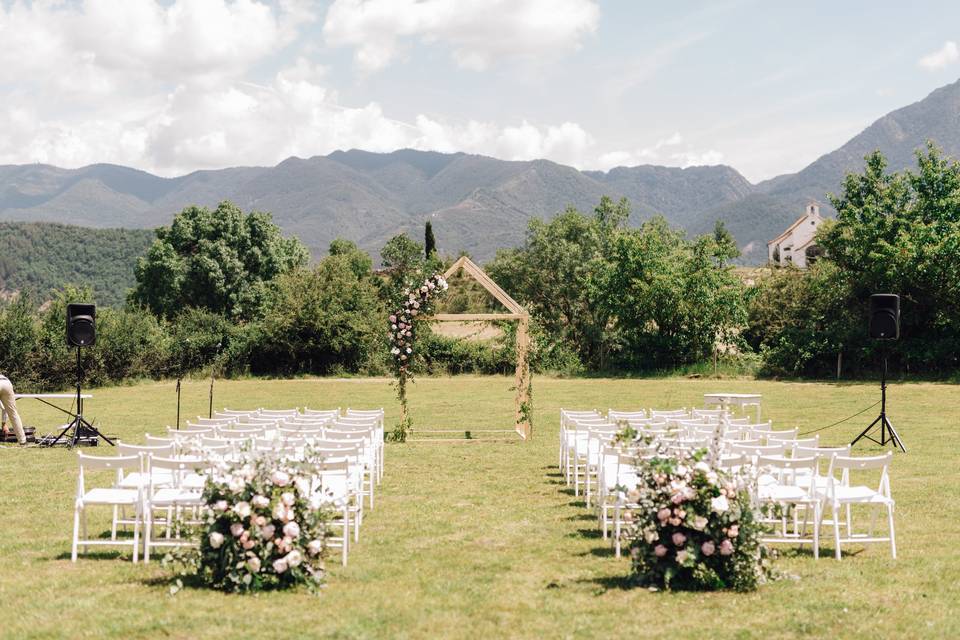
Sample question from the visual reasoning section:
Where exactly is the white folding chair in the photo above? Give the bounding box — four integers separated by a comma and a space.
817, 452, 896, 560
142, 455, 211, 562
756, 455, 822, 559
71, 453, 142, 562
314, 458, 352, 566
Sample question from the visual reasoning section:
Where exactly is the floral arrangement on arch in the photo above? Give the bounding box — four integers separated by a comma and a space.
388, 273, 448, 440
621, 441, 774, 592
169, 451, 335, 593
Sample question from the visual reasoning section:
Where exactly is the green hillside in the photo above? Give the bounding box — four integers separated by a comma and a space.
0, 222, 153, 306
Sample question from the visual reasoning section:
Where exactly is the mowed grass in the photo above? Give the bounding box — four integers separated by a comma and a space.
0, 375, 958, 639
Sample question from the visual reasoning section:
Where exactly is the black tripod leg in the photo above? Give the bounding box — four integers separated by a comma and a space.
48, 417, 79, 447
883, 416, 907, 453
851, 414, 882, 447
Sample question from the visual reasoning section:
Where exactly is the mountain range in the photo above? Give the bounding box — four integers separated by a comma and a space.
2, 78, 959, 265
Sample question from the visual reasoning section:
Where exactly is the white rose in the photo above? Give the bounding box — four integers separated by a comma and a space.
246, 556, 261, 573
694, 461, 710, 473
271, 470, 290, 487
307, 539, 323, 556
711, 495, 730, 514
283, 521, 301, 539
251, 495, 270, 509
286, 550, 303, 568
233, 501, 251, 518
213, 500, 229, 513
208, 532, 224, 549
281, 492, 296, 507
644, 530, 658, 544
228, 477, 245, 493
260, 524, 276, 540
273, 503, 287, 521
272, 558, 288, 574
294, 477, 310, 496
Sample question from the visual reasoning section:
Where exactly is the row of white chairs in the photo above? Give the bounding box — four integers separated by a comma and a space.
560, 408, 897, 561
71, 407, 385, 566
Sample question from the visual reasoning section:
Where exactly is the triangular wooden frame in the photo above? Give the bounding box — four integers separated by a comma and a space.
429, 256, 532, 439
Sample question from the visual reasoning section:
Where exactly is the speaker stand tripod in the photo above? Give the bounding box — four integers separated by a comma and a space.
48, 347, 115, 447
851, 355, 906, 452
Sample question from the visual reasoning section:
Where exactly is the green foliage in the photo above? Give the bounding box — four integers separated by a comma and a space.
750, 144, 960, 377
487, 196, 629, 368
252, 254, 383, 375
328, 238, 373, 280
131, 201, 308, 320
0, 222, 153, 306
490, 197, 746, 372
594, 217, 747, 369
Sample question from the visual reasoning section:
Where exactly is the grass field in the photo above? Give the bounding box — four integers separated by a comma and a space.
1, 375, 958, 639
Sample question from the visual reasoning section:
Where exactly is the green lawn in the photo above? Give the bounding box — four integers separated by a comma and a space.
0, 375, 957, 639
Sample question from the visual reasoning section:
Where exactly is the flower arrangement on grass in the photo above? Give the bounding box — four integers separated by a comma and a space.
620, 436, 774, 591
170, 451, 335, 593
388, 273, 448, 441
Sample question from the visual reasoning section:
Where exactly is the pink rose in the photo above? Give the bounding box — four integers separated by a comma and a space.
283, 521, 301, 539
230, 523, 244, 537
281, 492, 296, 507
671, 493, 685, 504
727, 525, 739, 538
672, 532, 686, 547
271, 470, 290, 487
388, 315, 396, 323
720, 539, 734, 556
668, 517, 681, 526
657, 508, 671, 522
242, 539, 255, 550
654, 544, 668, 557
701, 540, 716, 556
260, 524, 276, 540
272, 558, 288, 574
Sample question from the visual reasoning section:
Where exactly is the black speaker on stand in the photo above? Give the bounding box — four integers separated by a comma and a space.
852, 294, 906, 452
47, 303, 114, 447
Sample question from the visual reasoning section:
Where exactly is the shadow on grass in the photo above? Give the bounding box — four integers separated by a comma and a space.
567, 528, 603, 540
574, 546, 616, 558
577, 574, 637, 592
565, 513, 596, 522
54, 550, 125, 561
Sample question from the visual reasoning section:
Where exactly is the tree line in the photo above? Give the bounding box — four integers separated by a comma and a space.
0, 145, 957, 390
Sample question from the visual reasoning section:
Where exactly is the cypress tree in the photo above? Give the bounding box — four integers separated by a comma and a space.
424, 221, 437, 259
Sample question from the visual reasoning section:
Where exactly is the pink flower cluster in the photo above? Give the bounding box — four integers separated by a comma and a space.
389, 274, 449, 372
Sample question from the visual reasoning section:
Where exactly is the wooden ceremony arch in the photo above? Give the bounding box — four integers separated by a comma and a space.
430, 256, 532, 440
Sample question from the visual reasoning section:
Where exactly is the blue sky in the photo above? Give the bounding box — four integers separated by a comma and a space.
1, 0, 959, 181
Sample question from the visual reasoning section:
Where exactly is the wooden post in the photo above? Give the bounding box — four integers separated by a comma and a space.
514, 315, 531, 439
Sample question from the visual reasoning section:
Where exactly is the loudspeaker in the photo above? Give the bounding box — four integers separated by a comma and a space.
869, 294, 899, 340
66, 303, 96, 347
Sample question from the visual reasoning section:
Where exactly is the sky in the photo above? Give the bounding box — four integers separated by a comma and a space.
1, 0, 959, 182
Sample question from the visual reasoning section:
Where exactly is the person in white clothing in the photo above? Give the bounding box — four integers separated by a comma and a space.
0, 375, 26, 445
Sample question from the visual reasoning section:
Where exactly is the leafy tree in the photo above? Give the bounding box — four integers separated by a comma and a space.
593, 217, 746, 369
424, 221, 437, 259
712, 220, 740, 266
487, 196, 628, 368
380, 233, 426, 307
131, 201, 308, 320
329, 238, 373, 280
253, 254, 383, 375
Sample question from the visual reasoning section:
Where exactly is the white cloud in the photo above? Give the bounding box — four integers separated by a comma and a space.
594, 133, 723, 171
918, 40, 959, 70
322, 0, 600, 72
